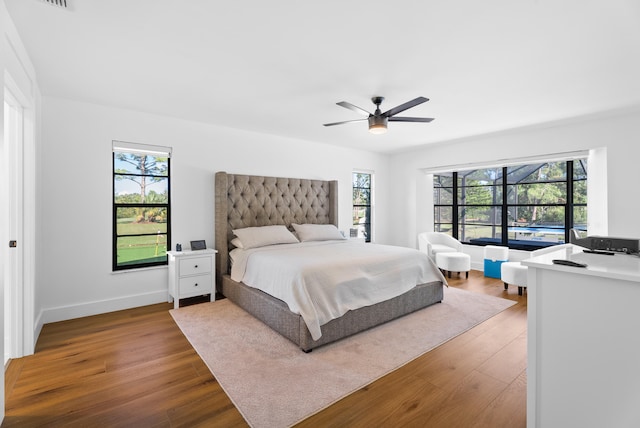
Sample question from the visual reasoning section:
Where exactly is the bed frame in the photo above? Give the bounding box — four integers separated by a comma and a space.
215, 171, 443, 351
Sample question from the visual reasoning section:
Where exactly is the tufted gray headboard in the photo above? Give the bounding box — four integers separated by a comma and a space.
214, 171, 338, 291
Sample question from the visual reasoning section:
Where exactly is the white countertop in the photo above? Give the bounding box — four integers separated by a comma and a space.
522, 244, 640, 282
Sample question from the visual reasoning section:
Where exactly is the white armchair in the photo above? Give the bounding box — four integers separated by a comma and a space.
418, 232, 463, 260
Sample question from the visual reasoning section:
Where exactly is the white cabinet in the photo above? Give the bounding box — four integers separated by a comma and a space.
167, 249, 217, 309
523, 245, 640, 428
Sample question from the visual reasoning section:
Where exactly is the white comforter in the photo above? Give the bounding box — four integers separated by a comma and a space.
230, 240, 446, 340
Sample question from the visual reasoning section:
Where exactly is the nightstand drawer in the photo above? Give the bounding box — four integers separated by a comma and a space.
179, 274, 213, 294
179, 256, 212, 276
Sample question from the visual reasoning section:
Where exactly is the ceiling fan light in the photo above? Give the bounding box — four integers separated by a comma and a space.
369, 124, 387, 134
368, 116, 388, 134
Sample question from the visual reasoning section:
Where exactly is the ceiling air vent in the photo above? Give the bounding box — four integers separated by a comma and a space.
41, 0, 68, 8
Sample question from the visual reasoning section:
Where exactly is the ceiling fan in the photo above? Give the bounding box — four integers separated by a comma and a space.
323, 96, 434, 134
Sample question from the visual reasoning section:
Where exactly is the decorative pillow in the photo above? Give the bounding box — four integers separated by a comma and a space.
230, 237, 244, 249
232, 225, 299, 249
292, 223, 346, 242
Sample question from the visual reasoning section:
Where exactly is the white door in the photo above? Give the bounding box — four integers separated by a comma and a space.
3, 90, 24, 364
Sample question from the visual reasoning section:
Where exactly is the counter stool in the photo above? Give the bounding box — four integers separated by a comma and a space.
436, 252, 471, 279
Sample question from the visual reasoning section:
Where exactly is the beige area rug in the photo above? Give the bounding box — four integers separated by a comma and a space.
170, 286, 515, 428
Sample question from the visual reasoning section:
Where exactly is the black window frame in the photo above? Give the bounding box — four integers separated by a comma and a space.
434, 160, 587, 251
112, 144, 171, 271
352, 171, 372, 242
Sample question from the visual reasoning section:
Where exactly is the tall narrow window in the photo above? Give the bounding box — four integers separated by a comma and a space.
352, 172, 372, 242
113, 141, 171, 270
572, 159, 588, 233
433, 172, 454, 235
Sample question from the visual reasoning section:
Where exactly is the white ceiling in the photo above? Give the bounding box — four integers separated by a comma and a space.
6, 0, 640, 154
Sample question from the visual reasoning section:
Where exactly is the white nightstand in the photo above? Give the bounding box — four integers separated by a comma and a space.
167, 248, 217, 309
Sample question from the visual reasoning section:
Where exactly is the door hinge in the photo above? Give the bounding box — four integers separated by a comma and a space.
9, 240, 17, 248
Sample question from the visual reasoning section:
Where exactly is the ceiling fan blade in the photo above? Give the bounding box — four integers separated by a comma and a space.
323, 118, 368, 127
337, 101, 371, 117
383, 96, 429, 117
388, 116, 435, 122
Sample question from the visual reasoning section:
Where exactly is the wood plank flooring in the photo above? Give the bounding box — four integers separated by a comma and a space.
3, 271, 526, 427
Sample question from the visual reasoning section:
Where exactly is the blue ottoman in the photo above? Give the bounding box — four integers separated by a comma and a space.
483, 245, 509, 279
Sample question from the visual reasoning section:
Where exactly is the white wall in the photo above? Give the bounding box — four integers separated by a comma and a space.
37, 97, 390, 327
388, 108, 640, 254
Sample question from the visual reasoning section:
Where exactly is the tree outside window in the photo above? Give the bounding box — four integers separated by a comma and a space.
113, 144, 171, 270
352, 172, 372, 242
434, 159, 587, 251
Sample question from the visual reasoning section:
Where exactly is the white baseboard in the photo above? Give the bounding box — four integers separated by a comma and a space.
472, 261, 484, 271
38, 290, 169, 326
33, 310, 44, 353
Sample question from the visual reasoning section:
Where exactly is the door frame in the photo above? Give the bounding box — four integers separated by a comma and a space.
4, 71, 36, 359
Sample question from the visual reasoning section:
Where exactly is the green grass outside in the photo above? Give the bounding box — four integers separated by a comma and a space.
117, 248, 167, 266
117, 219, 167, 235
116, 234, 167, 266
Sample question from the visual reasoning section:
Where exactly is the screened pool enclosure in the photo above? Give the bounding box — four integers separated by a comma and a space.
433, 159, 587, 251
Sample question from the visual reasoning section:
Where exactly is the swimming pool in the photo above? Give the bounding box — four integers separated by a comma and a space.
508, 227, 565, 235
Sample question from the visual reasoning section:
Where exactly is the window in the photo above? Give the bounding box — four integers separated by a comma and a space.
433, 173, 454, 234
434, 159, 587, 251
113, 141, 171, 270
352, 172, 372, 242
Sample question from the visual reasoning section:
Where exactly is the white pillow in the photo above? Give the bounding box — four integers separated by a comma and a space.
292, 223, 346, 242
230, 237, 244, 249
232, 225, 299, 249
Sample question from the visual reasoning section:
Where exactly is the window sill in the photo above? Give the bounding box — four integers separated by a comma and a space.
111, 265, 168, 274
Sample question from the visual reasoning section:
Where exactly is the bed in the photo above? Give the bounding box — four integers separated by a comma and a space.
215, 171, 445, 351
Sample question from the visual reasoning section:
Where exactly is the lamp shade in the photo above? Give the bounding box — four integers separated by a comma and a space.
368, 116, 388, 134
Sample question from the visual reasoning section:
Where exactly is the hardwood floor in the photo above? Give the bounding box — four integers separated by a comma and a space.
298, 271, 528, 428
3, 271, 527, 427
